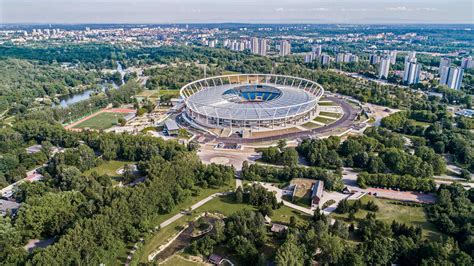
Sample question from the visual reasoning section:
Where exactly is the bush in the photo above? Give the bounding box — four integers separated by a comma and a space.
322, 199, 336, 210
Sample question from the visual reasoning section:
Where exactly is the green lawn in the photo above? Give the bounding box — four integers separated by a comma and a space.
313, 116, 336, 124
411, 120, 432, 127
155, 89, 180, 97
301, 122, 321, 129
330, 196, 441, 240
72, 112, 128, 130
319, 111, 342, 118
318, 101, 337, 106
84, 160, 132, 177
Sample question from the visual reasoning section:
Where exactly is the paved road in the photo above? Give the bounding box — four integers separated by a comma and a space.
342, 167, 437, 203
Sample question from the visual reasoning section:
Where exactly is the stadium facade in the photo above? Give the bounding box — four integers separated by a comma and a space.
180, 74, 324, 131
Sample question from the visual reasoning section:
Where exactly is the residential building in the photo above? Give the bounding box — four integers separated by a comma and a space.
320, 54, 330, 65
461, 56, 473, 69
369, 54, 380, 65
389, 50, 397, 64
439, 57, 451, 76
279, 40, 291, 56
258, 38, 268, 56
378, 56, 391, 79
304, 52, 314, 63
312, 45, 322, 56
251, 37, 259, 54
440, 67, 464, 90
403, 61, 422, 84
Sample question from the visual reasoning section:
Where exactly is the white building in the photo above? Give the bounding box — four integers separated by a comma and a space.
461, 56, 473, 69
320, 54, 330, 65
279, 40, 291, 56
439, 57, 451, 76
440, 67, 464, 90
389, 51, 397, 64
312, 45, 322, 56
251, 37, 259, 55
403, 61, 422, 85
258, 38, 268, 56
378, 56, 391, 79
369, 54, 380, 65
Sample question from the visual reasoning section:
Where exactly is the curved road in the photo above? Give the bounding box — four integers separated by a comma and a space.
197, 96, 358, 143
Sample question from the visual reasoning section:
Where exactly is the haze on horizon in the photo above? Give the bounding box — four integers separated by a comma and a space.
0, 0, 473, 25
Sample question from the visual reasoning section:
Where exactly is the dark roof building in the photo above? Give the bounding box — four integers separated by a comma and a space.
311, 180, 324, 208
164, 120, 180, 136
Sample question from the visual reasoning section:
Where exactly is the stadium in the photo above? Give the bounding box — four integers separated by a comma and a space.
180, 74, 325, 136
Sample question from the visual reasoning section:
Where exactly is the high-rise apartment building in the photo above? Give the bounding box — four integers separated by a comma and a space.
403, 61, 422, 85
251, 37, 259, 55
461, 56, 473, 69
258, 38, 267, 56
440, 67, 464, 90
378, 56, 391, 79
279, 40, 291, 56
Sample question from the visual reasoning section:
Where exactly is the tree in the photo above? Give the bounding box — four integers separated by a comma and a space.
275, 233, 304, 266
235, 186, 243, 203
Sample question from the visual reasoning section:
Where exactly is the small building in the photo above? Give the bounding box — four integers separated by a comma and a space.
264, 215, 272, 224
164, 120, 180, 136
0, 199, 20, 217
209, 254, 223, 265
311, 180, 324, 208
270, 223, 288, 234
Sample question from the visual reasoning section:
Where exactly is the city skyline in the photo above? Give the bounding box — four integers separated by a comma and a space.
1, 0, 473, 24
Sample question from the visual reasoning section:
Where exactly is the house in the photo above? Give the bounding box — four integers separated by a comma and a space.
270, 223, 288, 234
311, 180, 324, 208
209, 254, 223, 265
164, 120, 180, 136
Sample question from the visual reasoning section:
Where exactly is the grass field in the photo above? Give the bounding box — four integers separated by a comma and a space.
156, 89, 180, 97
319, 101, 337, 106
72, 112, 128, 130
330, 196, 441, 240
301, 122, 321, 129
319, 111, 342, 118
84, 160, 132, 177
314, 116, 336, 124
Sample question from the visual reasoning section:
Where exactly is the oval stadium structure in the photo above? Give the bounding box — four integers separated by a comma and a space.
180, 74, 324, 132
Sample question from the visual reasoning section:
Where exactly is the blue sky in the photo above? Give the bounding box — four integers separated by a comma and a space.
1, 0, 472, 24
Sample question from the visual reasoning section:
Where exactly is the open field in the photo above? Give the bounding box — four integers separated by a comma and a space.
330, 195, 441, 240
319, 111, 342, 118
72, 112, 128, 130
314, 116, 337, 124
319, 101, 337, 106
301, 121, 321, 129
156, 89, 180, 97
136, 89, 160, 97
84, 160, 132, 177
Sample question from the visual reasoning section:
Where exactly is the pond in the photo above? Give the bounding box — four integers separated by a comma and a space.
54, 61, 124, 107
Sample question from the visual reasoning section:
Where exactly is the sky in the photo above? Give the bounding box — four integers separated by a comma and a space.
0, 0, 473, 24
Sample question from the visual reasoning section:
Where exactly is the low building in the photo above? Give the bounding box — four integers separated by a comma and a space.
0, 199, 20, 217
311, 180, 324, 208
270, 223, 288, 234
456, 109, 474, 118
164, 120, 180, 136
209, 254, 223, 265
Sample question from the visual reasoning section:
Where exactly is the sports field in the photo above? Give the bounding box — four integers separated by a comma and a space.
72, 112, 127, 130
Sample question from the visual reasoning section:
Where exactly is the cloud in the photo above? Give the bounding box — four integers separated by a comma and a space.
275, 7, 285, 12
341, 8, 376, 12
386, 6, 439, 12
